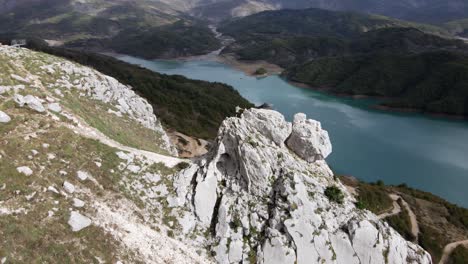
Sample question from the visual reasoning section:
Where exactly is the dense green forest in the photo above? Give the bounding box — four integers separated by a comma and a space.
285, 51, 468, 116
16, 38, 252, 139
219, 8, 449, 39
108, 21, 221, 59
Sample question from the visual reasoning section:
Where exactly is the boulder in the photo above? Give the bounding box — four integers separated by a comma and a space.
63, 181, 75, 194
286, 113, 332, 162
48, 103, 62, 113
68, 211, 91, 232
14, 94, 46, 113
73, 198, 85, 208
16, 166, 33, 176
76, 171, 89, 181
0, 111, 11, 123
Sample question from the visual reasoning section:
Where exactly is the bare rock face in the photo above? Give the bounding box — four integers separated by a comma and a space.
287, 113, 332, 162
174, 108, 431, 264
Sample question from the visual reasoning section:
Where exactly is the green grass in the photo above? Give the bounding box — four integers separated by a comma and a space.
62, 92, 172, 156
0, 108, 140, 262
355, 183, 393, 214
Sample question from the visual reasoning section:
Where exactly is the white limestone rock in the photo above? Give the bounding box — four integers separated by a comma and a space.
73, 198, 85, 208
63, 181, 75, 194
76, 170, 90, 181
181, 108, 431, 264
48, 102, 62, 113
0, 111, 11, 123
242, 108, 291, 146
14, 94, 46, 113
47, 186, 60, 194
16, 166, 33, 176
194, 171, 218, 226
287, 113, 332, 162
68, 211, 91, 232
127, 165, 141, 173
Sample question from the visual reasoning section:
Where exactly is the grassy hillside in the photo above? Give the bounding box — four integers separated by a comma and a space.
19, 39, 252, 139
286, 51, 468, 116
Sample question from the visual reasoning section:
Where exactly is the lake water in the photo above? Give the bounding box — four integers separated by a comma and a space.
119, 55, 468, 207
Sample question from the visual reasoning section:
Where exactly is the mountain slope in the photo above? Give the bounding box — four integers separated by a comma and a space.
285, 50, 468, 116
219, 8, 468, 117
269, 0, 468, 24
189, 0, 468, 24
0, 0, 221, 58
0, 45, 432, 263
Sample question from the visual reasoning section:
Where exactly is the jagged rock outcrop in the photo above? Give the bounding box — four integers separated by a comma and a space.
171, 108, 431, 264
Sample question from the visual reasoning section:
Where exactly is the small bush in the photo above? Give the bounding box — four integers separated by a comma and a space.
325, 186, 344, 204
254, 67, 267, 75
176, 162, 190, 171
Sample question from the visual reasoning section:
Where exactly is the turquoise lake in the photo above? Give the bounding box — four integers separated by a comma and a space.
119, 55, 468, 207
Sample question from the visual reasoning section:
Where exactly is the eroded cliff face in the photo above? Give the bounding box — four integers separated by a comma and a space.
171, 108, 432, 264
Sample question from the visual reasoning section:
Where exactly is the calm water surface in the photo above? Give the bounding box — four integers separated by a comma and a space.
119, 55, 468, 207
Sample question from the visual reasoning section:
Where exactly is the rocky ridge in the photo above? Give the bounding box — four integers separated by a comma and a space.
0, 45, 431, 263
171, 108, 431, 264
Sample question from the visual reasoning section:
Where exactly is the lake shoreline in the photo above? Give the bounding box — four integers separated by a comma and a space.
217, 54, 284, 77
286, 79, 468, 121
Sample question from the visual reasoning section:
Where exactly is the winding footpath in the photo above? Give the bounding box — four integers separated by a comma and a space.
378, 194, 419, 241
379, 193, 468, 264
438, 240, 468, 264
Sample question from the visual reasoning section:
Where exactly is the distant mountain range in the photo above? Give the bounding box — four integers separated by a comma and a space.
184, 0, 468, 24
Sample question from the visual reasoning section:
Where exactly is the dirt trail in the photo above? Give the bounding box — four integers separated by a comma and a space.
378, 194, 419, 241
438, 240, 468, 264
378, 194, 402, 219
64, 118, 185, 168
